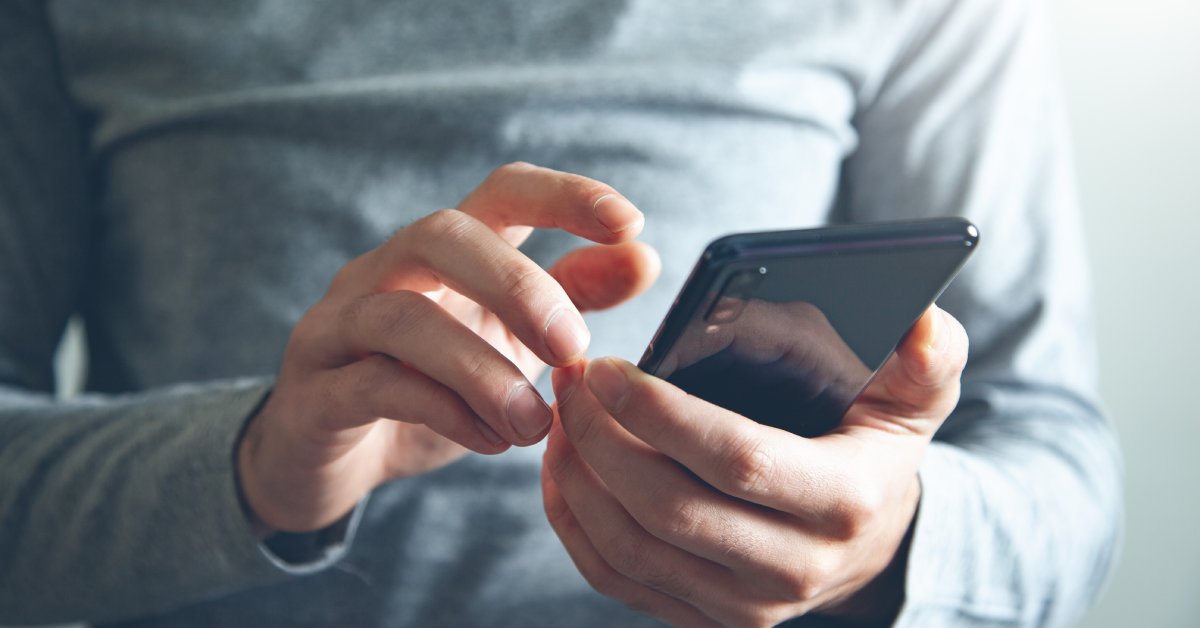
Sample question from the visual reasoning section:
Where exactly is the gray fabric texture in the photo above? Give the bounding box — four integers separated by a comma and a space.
0, 0, 1121, 626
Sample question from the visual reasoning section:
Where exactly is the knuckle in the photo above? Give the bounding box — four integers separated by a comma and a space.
418, 208, 474, 245
783, 552, 839, 603
603, 534, 651, 579
645, 494, 705, 542
452, 352, 507, 415
343, 291, 423, 339
718, 430, 776, 499
479, 161, 539, 193
826, 471, 884, 540
777, 570, 823, 604
457, 351, 491, 382
329, 255, 366, 293
492, 160, 537, 180
338, 293, 376, 336
499, 262, 546, 304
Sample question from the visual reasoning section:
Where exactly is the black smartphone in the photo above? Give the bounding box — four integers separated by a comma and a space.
637, 218, 979, 437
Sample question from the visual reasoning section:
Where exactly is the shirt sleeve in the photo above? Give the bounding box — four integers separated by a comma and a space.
835, 0, 1122, 625
0, 4, 356, 624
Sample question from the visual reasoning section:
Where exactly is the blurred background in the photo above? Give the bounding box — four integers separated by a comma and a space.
40, 1, 1198, 626
1053, 0, 1200, 626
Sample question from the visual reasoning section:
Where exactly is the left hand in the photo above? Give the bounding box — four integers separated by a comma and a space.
542, 305, 968, 626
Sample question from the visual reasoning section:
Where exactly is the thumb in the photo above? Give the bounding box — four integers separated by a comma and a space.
840, 305, 968, 440
548, 241, 661, 312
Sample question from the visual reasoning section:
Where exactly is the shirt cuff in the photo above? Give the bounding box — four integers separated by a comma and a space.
894, 441, 1022, 627
258, 499, 367, 572
214, 380, 365, 574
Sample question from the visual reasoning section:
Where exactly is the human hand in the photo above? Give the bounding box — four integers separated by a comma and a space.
543, 306, 967, 626
238, 162, 661, 535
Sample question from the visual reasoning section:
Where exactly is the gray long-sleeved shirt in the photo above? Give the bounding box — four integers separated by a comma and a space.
0, 1, 1121, 626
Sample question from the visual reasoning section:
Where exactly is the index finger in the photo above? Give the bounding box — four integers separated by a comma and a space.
335, 162, 643, 297
458, 162, 644, 244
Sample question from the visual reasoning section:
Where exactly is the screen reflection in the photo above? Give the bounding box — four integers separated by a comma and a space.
655, 298, 870, 437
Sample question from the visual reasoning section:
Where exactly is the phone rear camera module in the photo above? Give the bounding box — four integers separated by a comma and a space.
705, 267, 766, 323
724, 267, 766, 297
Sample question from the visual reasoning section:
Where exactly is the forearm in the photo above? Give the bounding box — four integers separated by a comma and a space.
897, 385, 1121, 627
0, 378, 348, 624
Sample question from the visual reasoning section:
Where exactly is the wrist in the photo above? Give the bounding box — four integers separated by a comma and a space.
233, 390, 379, 535
822, 523, 914, 626
234, 406, 279, 540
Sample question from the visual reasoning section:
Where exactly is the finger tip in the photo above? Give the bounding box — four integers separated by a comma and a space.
472, 436, 512, 456
602, 356, 638, 374
625, 240, 662, 287
892, 307, 967, 390
515, 434, 549, 448
545, 308, 591, 365
641, 240, 662, 270
923, 307, 943, 350
583, 357, 631, 410
488, 442, 514, 455
582, 355, 613, 379
552, 360, 587, 401
923, 305, 966, 358
592, 194, 644, 238
904, 305, 942, 353
511, 419, 553, 448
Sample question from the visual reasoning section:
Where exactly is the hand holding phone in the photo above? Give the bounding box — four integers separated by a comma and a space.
543, 218, 976, 625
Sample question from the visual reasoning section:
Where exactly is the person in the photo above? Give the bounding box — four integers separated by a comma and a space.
0, 0, 1121, 626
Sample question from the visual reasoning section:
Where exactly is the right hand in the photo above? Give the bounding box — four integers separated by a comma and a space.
237, 162, 661, 535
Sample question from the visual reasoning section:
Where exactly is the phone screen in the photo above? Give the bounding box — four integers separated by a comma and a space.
641, 223, 976, 437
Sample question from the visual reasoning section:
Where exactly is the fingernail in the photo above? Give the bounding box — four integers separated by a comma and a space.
545, 308, 590, 363
927, 306, 947, 353
592, 194, 644, 234
553, 362, 584, 407
475, 418, 506, 446
507, 384, 553, 440
586, 358, 628, 411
